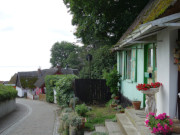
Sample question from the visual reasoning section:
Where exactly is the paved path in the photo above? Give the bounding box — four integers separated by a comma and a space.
0, 98, 58, 135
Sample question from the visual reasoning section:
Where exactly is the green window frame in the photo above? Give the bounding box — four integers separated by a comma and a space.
122, 48, 137, 82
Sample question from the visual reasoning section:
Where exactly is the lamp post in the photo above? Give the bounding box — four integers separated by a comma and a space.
86, 54, 93, 79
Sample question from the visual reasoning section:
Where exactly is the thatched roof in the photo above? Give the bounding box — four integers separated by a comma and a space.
16, 71, 39, 89
8, 73, 17, 84
113, 0, 180, 50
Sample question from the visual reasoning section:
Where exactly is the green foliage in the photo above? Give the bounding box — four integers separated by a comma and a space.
85, 106, 116, 131
75, 104, 89, 117
20, 77, 37, 89
50, 41, 83, 69
45, 75, 63, 103
0, 84, 17, 102
63, 0, 149, 46
60, 108, 83, 133
105, 99, 113, 107
79, 45, 116, 79
55, 75, 78, 107
103, 66, 121, 95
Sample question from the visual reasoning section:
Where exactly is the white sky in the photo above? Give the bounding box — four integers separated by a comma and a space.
0, 0, 78, 81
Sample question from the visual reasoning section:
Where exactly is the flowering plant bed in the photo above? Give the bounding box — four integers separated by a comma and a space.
136, 82, 162, 91
145, 112, 173, 134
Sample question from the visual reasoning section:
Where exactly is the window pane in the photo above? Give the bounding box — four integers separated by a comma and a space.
127, 51, 131, 79
148, 48, 153, 67
119, 52, 122, 75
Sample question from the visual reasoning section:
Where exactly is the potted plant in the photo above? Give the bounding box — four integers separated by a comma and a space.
111, 99, 118, 108
136, 82, 162, 94
145, 112, 173, 134
120, 108, 125, 113
132, 99, 141, 110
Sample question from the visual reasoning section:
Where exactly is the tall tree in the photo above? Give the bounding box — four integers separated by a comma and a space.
79, 45, 116, 79
63, 0, 149, 46
50, 41, 81, 68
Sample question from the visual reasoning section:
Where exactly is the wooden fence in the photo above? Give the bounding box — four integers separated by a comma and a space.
74, 79, 111, 104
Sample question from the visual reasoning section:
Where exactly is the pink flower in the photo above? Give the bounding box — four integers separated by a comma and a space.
169, 119, 173, 125
145, 120, 149, 126
145, 112, 173, 134
149, 112, 155, 116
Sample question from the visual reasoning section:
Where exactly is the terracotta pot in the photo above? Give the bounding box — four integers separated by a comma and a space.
132, 101, 141, 110
114, 96, 119, 100
111, 104, 117, 108
79, 117, 86, 129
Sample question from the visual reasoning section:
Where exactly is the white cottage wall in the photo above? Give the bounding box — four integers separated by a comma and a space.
157, 29, 178, 118
157, 29, 170, 116
16, 86, 24, 97
169, 29, 178, 118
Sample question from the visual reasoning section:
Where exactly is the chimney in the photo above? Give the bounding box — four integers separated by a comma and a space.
38, 67, 42, 78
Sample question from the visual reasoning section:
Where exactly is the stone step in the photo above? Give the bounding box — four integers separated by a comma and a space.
116, 113, 140, 135
95, 125, 108, 133
172, 123, 180, 134
125, 109, 153, 135
84, 131, 95, 135
105, 121, 124, 135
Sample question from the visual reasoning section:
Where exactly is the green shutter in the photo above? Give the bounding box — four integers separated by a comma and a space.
117, 52, 120, 73
131, 48, 137, 82
122, 51, 125, 80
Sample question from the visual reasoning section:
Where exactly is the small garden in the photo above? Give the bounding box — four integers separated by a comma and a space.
44, 68, 128, 135
0, 84, 17, 102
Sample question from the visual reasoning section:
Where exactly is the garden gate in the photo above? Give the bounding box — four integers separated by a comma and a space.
74, 79, 111, 104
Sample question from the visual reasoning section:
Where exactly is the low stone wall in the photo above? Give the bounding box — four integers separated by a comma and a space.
0, 99, 16, 118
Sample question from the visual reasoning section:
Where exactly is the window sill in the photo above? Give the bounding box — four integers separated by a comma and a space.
126, 79, 133, 83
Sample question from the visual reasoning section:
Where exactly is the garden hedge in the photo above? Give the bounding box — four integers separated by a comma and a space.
0, 84, 17, 102
55, 75, 78, 107
45, 75, 78, 105
45, 75, 62, 103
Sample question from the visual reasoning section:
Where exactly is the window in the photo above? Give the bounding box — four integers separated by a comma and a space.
118, 52, 123, 75
126, 50, 131, 79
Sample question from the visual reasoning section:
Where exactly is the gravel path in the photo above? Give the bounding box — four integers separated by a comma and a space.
0, 98, 58, 135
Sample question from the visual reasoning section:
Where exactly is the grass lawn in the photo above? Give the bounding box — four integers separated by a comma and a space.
84, 105, 117, 131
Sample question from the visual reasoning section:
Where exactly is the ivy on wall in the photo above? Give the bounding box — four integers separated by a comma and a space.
20, 77, 38, 89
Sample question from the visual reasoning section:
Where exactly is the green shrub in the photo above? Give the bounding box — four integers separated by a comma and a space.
55, 75, 78, 107
0, 84, 17, 102
75, 104, 89, 116
45, 75, 66, 103
103, 66, 121, 95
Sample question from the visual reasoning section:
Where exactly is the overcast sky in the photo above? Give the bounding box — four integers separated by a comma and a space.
0, 0, 78, 81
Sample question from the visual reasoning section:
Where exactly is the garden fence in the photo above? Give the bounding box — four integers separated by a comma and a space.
74, 79, 111, 104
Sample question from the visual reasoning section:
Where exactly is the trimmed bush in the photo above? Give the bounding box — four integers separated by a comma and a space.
55, 75, 78, 107
0, 84, 17, 102
45, 75, 64, 103
75, 104, 89, 117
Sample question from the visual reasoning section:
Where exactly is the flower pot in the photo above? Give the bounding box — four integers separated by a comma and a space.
114, 96, 119, 100
79, 117, 86, 129
132, 101, 141, 110
120, 110, 125, 113
111, 104, 117, 108
141, 87, 159, 95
